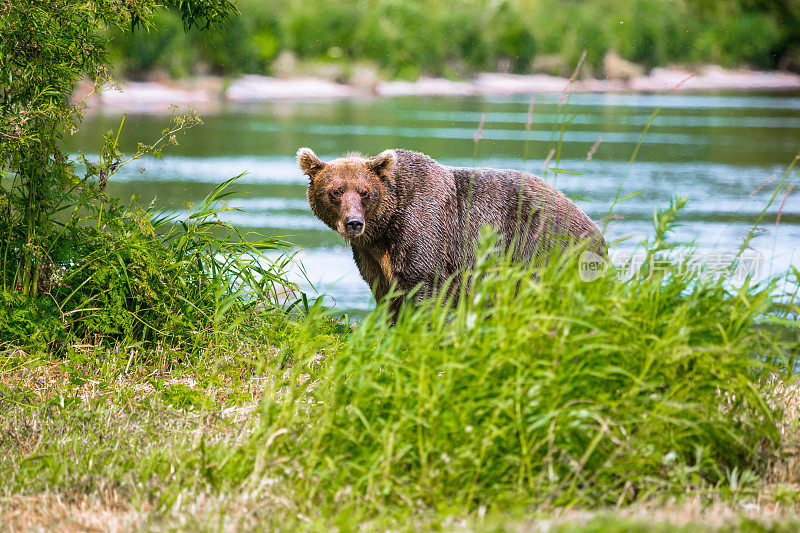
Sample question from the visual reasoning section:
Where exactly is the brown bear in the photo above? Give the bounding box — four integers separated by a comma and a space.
297, 147, 604, 312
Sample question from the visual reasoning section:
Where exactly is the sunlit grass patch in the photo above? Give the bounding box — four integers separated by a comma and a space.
0, 349, 275, 515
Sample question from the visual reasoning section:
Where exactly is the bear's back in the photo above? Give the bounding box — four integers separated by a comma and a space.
448, 164, 603, 259
390, 150, 601, 246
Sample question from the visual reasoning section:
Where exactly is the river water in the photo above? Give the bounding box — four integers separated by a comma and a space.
67, 92, 800, 312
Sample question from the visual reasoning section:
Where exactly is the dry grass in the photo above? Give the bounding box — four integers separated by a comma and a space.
766, 375, 800, 485
1, 494, 142, 533
0, 345, 279, 407
4, 488, 798, 532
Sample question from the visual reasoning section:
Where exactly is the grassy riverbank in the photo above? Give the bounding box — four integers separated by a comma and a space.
2, 213, 799, 530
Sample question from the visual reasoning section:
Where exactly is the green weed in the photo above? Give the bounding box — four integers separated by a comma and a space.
161, 384, 213, 411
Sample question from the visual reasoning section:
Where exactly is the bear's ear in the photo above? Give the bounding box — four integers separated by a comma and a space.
297, 147, 326, 179
367, 149, 396, 181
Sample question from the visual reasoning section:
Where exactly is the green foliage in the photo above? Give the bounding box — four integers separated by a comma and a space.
161, 383, 213, 410
0, 1, 304, 357
51, 175, 296, 354
162, 0, 238, 32
112, 11, 195, 78
218, 206, 796, 517
1, 1, 109, 298
0, 291, 65, 348
104, 0, 799, 78
1, 101, 296, 354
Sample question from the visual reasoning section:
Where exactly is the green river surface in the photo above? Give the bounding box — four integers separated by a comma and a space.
66, 92, 800, 312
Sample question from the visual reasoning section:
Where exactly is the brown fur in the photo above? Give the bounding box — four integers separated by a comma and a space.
298, 148, 604, 312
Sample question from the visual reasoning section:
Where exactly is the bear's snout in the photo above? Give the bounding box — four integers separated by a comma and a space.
344, 215, 365, 236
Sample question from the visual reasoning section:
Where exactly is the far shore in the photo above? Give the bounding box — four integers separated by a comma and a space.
73, 65, 800, 114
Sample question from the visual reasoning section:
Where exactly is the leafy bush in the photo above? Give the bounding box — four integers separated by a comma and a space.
0, 1, 302, 357
50, 177, 296, 353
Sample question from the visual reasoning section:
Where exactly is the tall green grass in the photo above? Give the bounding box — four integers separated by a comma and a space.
63, 178, 296, 349
1, 172, 297, 358
170, 197, 797, 523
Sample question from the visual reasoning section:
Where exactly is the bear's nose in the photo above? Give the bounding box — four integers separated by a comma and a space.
344, 216, 364, 234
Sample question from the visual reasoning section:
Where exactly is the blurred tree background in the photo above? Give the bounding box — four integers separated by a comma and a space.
109, 0, 800, 81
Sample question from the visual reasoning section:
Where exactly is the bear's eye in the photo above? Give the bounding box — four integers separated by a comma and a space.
330, 188, 343, 199
359, 190, 370, 199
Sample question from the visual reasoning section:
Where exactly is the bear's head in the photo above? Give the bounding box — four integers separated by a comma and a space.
297, 147, 396, 240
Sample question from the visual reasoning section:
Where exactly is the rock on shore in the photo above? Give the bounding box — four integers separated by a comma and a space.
225, 75, 359, 101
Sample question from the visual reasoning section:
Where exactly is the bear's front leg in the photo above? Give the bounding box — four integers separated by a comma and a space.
352, 243, 407, 321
